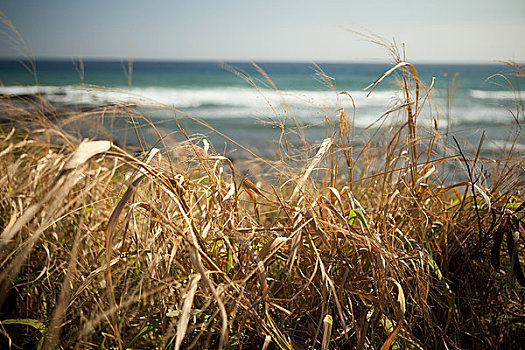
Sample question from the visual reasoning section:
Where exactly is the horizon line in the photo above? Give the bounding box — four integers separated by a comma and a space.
0, 56, 522, 66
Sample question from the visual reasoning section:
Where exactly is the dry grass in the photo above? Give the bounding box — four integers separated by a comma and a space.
0, 51, 524, 350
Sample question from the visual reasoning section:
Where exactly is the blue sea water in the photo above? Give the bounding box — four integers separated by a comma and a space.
0, 59, 523, 157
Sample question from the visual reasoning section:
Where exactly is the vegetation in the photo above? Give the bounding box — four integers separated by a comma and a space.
0, 48, 524, 349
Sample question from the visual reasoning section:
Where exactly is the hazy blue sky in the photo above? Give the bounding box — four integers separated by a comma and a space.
1, 0, 524, 63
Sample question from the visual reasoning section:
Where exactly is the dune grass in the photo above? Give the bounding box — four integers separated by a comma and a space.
0, 50, 524, 350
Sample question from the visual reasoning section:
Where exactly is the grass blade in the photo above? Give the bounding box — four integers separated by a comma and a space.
175, 274, 201, 350
322, 314, 333, 350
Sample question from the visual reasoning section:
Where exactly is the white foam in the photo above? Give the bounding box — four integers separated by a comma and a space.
3, 85, 520, 128
0, 85, 149, 105
470, 89, 521, 100
485, 140, 525, 152
0, 85, 397, 110
129, 86, 398, 110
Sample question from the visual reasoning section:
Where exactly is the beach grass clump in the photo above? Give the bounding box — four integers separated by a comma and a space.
0, 56, 524, 350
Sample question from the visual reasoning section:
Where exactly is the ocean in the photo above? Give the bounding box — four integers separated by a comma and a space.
0, 60, 523, 158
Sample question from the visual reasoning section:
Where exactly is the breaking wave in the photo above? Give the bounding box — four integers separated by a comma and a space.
470, 89, 522, 100
0, 85, 398, 109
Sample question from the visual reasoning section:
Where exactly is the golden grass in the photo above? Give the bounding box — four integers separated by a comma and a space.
0, 51, 524, 349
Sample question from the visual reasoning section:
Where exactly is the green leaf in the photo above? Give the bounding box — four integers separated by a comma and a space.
124, 323, 156, 349
506, 202, 523, 209
226, 247, 233, 273
426, 250, 455, 321
347, 210, 357, 226
210, 239, 220, 254
264, 311, 291, 350
353, 208, 370, 233
166, 310, 180, 318
224, 334, 239, 350
1, 318, 46, 334
2, 318, 46, 350
83, 206, 93, 215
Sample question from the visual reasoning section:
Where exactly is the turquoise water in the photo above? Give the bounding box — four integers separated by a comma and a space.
1, 60, 524, 157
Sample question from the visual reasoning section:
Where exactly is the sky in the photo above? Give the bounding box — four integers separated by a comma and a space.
0, 0, 524, 63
